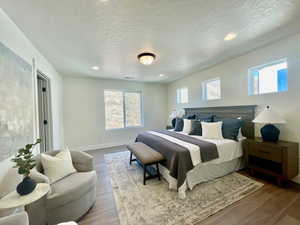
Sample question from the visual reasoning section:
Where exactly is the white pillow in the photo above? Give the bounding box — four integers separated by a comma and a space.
182, 119, 192, 134
201, 121, 224, 139
41, 150, 76, 184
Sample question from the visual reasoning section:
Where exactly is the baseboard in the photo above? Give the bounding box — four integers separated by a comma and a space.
72, 142, 129, 152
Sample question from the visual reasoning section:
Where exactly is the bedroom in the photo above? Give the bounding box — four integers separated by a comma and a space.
0, 1, 300, 225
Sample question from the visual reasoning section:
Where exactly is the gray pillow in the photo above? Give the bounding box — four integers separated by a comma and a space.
189, 117, 213, 136
189, 120, 202, 135
174, 118, 184, 131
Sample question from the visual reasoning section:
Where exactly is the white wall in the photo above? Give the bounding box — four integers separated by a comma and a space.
63, 77, 168, 151
0, 9, 64, 181
167, 32, 300, 182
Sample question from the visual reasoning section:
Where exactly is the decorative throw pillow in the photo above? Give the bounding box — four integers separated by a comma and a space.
41, 150, 76, 184
174, 118, 184, 131
198, 115, 214, 122
214, 117, 244, 141
189, 120, 202, 135
184, 114, 196, 120
189, 117, 213, 136
182, 119, 192, 133
201, 121, 223, 139
171, 118, 176, 128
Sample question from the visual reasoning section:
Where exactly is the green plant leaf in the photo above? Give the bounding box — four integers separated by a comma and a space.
25, 144, 32, 150
18, 167, 28, 175
12, 140, 41, 175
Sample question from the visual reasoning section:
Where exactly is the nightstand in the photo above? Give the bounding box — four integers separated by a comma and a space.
244, 138, 299, 186
166, 125, 173, 130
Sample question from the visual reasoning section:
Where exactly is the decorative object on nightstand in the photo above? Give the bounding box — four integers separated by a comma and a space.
245, 138, 298, 186
253, 106, 286, 142
176, 109, 185, 118
168, 109, 185, 129
168, 110, 177, 128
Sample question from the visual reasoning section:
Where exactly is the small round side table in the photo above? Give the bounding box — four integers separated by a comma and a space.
0, 183, 50, 209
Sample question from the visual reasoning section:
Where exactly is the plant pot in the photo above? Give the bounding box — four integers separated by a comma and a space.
17, 176, 37, 196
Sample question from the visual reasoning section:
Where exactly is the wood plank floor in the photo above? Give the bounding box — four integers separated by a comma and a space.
78, 148, 300, 225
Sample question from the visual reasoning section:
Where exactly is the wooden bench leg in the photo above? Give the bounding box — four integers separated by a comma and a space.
143, 165, 146, 185
156, 162, 161, 181
129, 152, 133, 165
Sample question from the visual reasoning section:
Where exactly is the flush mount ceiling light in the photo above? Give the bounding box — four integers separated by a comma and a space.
138, 52, 156, 65
224, 32, 237, 41
91, 66, 99, 70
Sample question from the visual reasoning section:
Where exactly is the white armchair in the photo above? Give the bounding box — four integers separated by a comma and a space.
27, 150, 97, 225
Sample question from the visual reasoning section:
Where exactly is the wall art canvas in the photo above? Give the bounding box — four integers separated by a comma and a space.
0, 41, 34, 161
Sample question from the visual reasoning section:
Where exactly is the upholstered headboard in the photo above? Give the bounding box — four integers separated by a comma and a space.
184, 105, 257, 139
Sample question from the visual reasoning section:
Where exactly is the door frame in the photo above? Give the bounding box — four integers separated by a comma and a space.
37, 70, 53, 151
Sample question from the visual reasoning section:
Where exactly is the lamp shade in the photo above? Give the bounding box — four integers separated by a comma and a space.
169, 110, 177, 119
253, 106, 286, 124
176, 109, 185, 118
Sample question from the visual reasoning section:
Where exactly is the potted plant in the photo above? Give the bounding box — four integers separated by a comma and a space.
11, 139, 41, 195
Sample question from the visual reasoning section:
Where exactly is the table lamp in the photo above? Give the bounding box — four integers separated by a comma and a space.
169, 110, 177, 127
176, 109, 185, 118
253, 106, 286, 142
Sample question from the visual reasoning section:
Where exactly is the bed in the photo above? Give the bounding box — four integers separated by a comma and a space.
136, 105, 256, 199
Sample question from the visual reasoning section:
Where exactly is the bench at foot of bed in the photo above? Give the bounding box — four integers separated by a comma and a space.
127, 142, 165, 185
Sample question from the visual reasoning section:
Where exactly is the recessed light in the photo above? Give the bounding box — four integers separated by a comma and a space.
224, 32, 237, 41
92, 66, 99, 70
124, 76, 134, 80
159, 74, 165, 77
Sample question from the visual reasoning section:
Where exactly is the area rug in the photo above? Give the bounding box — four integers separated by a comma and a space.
104, 151, 263, 225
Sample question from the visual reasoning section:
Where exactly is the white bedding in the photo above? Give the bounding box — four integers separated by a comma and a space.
189, 134, 244, 165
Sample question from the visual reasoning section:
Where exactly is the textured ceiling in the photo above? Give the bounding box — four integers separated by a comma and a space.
1, 0, 300, 82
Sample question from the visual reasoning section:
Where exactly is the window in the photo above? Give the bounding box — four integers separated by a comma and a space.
202, 78, 221, 100
104, 90, 142, 129
176, 87, 188, 104
248, 59, 288, 95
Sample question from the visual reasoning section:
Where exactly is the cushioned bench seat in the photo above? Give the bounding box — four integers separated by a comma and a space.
127, 142, 164, 185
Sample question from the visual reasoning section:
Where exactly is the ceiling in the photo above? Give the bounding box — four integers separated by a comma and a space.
2, 0, 300, 83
